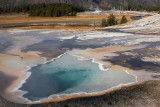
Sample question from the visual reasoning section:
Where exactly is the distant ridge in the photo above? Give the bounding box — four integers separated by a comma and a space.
0, 0, 160, 8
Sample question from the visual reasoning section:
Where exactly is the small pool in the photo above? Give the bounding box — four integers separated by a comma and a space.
131, 16, 142, 20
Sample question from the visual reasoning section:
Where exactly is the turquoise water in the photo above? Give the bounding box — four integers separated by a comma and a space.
20, 54, 136, 101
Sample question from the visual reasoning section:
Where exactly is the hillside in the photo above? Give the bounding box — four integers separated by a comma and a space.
0, 0, 160, 8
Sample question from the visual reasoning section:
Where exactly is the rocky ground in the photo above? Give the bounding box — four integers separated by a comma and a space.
0, 80, 159, 107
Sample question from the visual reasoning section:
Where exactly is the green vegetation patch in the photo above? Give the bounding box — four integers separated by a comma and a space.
120, 15, 127, 24
0, 3, 85, 17
101, 14, 118, 27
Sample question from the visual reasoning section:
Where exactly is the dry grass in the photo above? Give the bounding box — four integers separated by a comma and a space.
0, 14, 134, 24
1, 25, 103, 31
22, 25, 102, 31
0, 14, 136, 30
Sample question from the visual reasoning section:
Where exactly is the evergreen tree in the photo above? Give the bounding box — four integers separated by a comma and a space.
73, 11, 77, 16
101, 19, 107, 27
106, 14, 118, 26
45, 9, 52, 17
34, 8, 41, 16
40, 10, 46, 17
66, 9, 69, 16
0, 7, 2, 14
120, 15, 127, 24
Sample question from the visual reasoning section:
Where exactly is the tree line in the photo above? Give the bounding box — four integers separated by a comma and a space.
102, 4, 160, 12
0, 3, 85, 17
0, 3, 159, 16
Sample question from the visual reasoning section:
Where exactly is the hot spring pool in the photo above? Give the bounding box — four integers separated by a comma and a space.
19, 53, 136, 101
